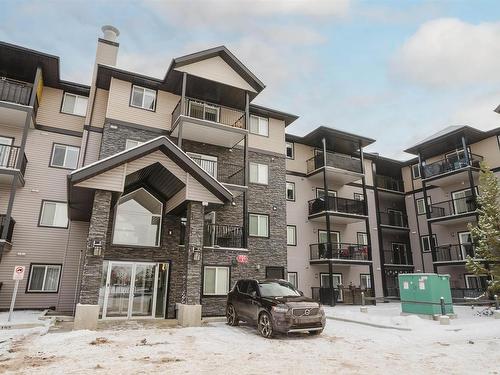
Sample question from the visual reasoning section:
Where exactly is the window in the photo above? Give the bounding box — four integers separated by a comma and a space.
287, 225, 296, 246
39, 201, 68, 228
285, 142, 294, 159
125, 139, 144, 150
131, 85, 156, 111
286, 182, 295, 201
249, 115, 269, 136
412, 164, 421, 179
61, 93, 88, 116
188, 152, 217, 178
50, 144, 80, 169
354, 193, 364, 201
249, 214, 269, 237
357, 232, 368, 246
316, 188, 336, 198
112, 188, 162, 247
27, 264, 61, 292
360, 274, 372, 289
249, 162, 268, 185
416, 197, 432, 215
188, 100, 220, 122
421, 235, 437, 253
203, 266, 229, 295
287, 272, 298, 288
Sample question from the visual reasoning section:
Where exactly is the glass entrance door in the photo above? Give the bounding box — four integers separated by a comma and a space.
104, 262, 133, 318
452, 189, 473, 214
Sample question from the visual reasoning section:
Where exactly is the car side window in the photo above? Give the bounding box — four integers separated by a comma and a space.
247, 281, 258, 298
237, 280, 249, 294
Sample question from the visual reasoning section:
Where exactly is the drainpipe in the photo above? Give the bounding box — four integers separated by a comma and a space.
243, 92, 249, 248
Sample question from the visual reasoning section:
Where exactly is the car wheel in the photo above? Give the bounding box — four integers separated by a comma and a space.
258, 312, 274, 338
226, 304, 239, 326
309, 329, 323, 336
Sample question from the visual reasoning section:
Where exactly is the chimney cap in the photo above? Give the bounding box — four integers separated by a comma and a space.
101, 25, 120, 42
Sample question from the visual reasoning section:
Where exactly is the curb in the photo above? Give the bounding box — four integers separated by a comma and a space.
326, 315, 412, 331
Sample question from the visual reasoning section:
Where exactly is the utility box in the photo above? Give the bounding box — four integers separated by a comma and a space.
399, 273, 454, 316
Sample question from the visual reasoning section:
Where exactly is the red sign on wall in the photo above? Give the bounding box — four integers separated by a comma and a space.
236, 255, 248, 264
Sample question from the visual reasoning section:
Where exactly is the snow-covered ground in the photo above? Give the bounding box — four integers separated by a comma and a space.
1, 303, 499, 374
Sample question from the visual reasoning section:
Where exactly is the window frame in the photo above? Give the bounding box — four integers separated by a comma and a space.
125, 139, 144, 150
286, 181, 295, 201
316, 188, 337, 198
416, 197, 432, 215
411, 164, 421, 179
249, 114, 269, 137
421, 234, 437, 253
287, 272, 298, 288
354, 192, 364, 201
60, 92, 88, 117
38, 200, 68, 229
49, 143, 80, 170
285, 142, 294, 159
26, 263, 62, 293
357, 232, 368, 246
248, 213, 270, 238
249, 162, 269, 185
360, 274, 372, 289
202, 265, 231, 296
287, 225, 297, 246
129, 85, 157, 112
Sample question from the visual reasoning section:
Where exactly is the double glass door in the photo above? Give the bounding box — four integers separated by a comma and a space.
100, 261, 169, 319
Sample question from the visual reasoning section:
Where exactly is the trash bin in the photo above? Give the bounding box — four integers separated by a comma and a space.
399, 273, 454, 316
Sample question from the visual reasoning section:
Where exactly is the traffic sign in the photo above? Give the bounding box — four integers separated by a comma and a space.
12, 265, 25, 280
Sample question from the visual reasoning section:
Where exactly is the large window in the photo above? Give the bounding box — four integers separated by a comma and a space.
249, 162, 268, 185
39, 201, 68, 228
112, 189, 162, 247
27, 264, 61, 292
360, 274, 372, 289
249, 213, 269, 237
249, 115, 269, 136
286, 182, 295, 201
421, 235, 437, 253
50, 144, 80, 169
287, 225, 296, 246
61, 93, 88, 116
203, 266, 230, 295
131, 85, 156, 111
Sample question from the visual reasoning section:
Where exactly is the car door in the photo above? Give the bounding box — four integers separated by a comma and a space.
232, 280, 249, 319
243, 280, 261, 323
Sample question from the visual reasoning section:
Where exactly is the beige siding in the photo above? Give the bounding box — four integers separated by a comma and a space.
249, 118, 286, 155
470, 136, 500, 168
166, 187, 186, 213
36, 87, 85, 133
75, 164, 125, 192
106, 78, 179, 131
286, 142, 314, 174
90, 89, 109, 128
83, 131, 103, 166
185, 174, 222, 204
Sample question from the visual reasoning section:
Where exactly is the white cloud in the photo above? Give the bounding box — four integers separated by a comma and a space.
392, 18, 500, 87
448, 91, 500, 130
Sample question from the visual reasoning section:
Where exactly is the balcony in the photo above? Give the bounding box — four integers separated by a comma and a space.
422, 153, 483, 185
171, 97, 247, 148
204, 224, 245, 249
383, 248, 413, 266
0, 77, 35, 128
376, 175, 404, 193
306, 151, 363, 185
190, 156, 244, 186
0, 144, 28, 186
434, 243, 475, 263
308, 196, 367, 223
429, 196, 477, 224
310, 243, 370, 263
0, 215, 16, 244
378, 211, 409, 230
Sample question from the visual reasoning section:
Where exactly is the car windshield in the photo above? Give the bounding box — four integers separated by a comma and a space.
258, 281, 301, 297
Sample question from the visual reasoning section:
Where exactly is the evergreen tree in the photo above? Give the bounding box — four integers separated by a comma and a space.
466, 162, 500, 295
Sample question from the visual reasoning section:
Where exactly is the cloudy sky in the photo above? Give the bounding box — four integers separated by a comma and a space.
1, 0, 499, 159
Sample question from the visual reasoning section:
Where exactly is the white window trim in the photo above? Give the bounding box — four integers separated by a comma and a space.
360, 274, 372, 289
286, 182, 295, 201
61, 92, 88, 117
131, 85, 157, 111
287, 225, 296, 246
421, 235, 437, 253
287, 272, 298, 288
27, 264, 62, 292
39, 201, 68, 228
249, 213, 269, 237
189, 100, 220, 122
249, 115, 269, 137
285, 142, 294, 159
125, 139, 144, 150
50, 143, 80, 169
249, 162, 269, 185
203, 266, 230, 296
416, 197, 432, 215
412, 164, 421, 179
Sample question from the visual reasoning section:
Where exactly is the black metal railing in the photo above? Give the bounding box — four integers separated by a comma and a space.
308, 196, 367, 216
310, 243, 370, 261
386, 288, 400, 298
0, 215, 16, 243
429, 196, 477, 219
0, 77, 32, 106
451, 288, 485, 299
0, 144, 27, 175
311, 287, 374, 305
422, 153, 483, 179
379, 211, 409, 228
190, 156, 244, 186
171, 97, 246, 129
311, 287, 340, 305
434, 243, 475, 262
376, 175, 404, 192
204, 224, 244, 248
383, 248, 413, 265
306, 151, 362, 174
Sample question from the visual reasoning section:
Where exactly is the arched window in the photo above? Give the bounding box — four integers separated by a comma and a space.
112, 188, 162, 247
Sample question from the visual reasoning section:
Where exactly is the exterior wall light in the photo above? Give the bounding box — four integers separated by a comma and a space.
92, 239, 103, 256
191, 245, 202, 261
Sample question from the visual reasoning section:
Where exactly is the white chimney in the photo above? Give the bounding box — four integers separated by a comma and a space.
101, 25, 120, 43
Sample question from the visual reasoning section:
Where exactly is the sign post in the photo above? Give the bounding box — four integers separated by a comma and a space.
8, 266, 25, 323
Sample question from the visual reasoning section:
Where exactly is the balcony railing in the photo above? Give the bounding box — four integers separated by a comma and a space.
429, 196, 477, 219
0, 215, 16, 243
451, 288, 485, 299
190, 157, 244, 186
308, 196, 367, 216
0, 144, 28, 175
172, 97, 246, 130
383, 248, 413, 265
204, 224, 244, 249
310, 243, 370, 261
434, 243, 475, 262
422, 153, 483, 179
0, 77, 32, 106
379, 211, 409, 228
376, 175, 404, 192
306, 151, 362, 174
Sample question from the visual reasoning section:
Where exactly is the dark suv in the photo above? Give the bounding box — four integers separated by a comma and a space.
226, 279, 326, 338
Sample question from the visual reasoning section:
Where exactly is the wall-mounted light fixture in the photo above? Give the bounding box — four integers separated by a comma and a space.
273, 205, 277, 211
191, 245, 202, 261
92, 239, 103, 256
168, 229, 173, 236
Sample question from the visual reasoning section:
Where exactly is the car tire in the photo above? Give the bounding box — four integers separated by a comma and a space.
258, 312, 274, 338
309, 329, 323, 336
226, 304, 239, 326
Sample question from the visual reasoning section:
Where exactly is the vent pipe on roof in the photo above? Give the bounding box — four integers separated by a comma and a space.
101, 25, 120, 43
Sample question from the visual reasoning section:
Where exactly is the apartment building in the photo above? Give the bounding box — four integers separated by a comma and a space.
0, 26, 297, 322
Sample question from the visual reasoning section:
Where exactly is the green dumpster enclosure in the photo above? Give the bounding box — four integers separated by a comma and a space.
399, 273, 454, 316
